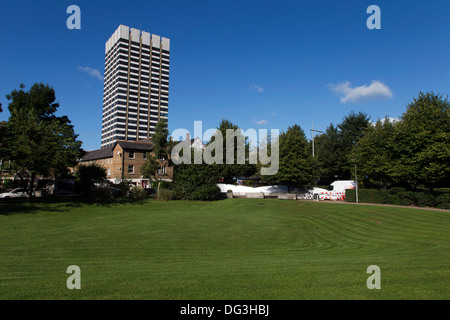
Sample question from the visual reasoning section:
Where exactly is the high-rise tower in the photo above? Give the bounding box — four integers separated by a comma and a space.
101, 25, 170, 148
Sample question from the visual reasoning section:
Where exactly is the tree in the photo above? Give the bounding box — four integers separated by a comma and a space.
141, 152, 159, 185
315, 112, 371, 183
207, 119, 257, 183
314, 123, 346, 184
3, 83, 83, 201
0, 120, 7, 157
152, 118, 169, 160
172, 149, 220, 200
393, 92, 449, 190
141, 119, 170, 195
338, 111, 371, 179
350, 117, 397, 189
75, 163, 107, 196
271, 124, 316, 192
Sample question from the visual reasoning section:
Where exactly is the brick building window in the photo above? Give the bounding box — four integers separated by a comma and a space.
128, 165, 134, 174
129, 151, 135, 159
158, 166, 166, 175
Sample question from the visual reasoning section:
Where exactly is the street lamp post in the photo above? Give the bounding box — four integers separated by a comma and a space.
310, 125, 323, 158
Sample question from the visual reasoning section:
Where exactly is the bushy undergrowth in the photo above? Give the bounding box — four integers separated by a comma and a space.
157, 188, 174, 201
346, 189, 450, 209
129, 186, 146, 201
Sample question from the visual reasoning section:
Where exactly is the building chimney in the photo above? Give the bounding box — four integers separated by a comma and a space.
186, 132, 190, 141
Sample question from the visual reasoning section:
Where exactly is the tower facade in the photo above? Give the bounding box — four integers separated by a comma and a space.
101, 25, 170, 148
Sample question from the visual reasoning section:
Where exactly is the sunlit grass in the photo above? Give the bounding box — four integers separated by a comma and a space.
0, 198, 448, 299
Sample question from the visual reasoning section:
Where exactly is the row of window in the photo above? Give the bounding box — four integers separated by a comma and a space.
104, 59, 169, 79
102, 106, 163, 121
103, 165, 165, 176
107, 40, 168, 55
103, 61, 169, 89
103, 86, 168, 108
103, 81, 169, 102
102, 101, 167, 118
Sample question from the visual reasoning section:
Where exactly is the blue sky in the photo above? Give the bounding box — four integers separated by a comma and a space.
0, 0, 449, 151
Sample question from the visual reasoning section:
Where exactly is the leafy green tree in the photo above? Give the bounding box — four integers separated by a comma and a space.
141, 152, 159, 185
315, 112, 370, 183
314, 124, 346, 184
207, 119, 257, 183
393, 92, 449, 190
152, 118, 169, 160
141, 119, 171, 195
0, 121, 7, 158
172, 149, 220, 200
75, 163, 107, 196
116, 179, 133, 196
3, 83, 83, 201
338, 111, 371, 179
350, 117, 397, 189
271, 124, 316, 191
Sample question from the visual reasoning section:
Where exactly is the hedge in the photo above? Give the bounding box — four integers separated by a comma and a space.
345, 189, 450, 209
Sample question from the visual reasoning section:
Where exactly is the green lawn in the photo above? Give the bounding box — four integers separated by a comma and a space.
0, 198, 448, 300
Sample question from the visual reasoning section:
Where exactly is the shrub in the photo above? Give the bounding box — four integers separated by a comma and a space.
345, 189, 384, 204
385, 190, 415, 206
129, 185, 146, 201
157, 188, 174, 201
117, 179, 133, 196
346, 188, 447, 208
75, 163, 107, 196
435, 193, 450, 209
91, 186, 114, 203
190, 185, 221, 201
172, 161, 219, 200
152, 180, 173, 190
413, 191, 436, 207
2, 179, 13, 189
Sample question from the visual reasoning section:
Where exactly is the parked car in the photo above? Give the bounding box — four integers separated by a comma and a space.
109, 187, 121, 197
0, 188, 30, 199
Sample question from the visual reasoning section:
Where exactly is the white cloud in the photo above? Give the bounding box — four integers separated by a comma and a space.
253, 119, 268, 125
78, 66, 104, 81
329, 80, 393, 103
249, 84, 264, 93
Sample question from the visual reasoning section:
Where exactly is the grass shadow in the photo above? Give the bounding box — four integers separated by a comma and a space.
0, 194, 153, 216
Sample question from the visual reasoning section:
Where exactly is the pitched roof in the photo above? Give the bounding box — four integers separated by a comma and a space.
117, 140, 153, 151
81, 146, 114, 161
80, 140, 154, 162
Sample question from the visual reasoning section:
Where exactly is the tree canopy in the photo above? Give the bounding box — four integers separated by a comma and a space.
2, 83, 83, 201
268, 124, 316, 190
349, 92, 449, 191
315, 111, 371, 182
